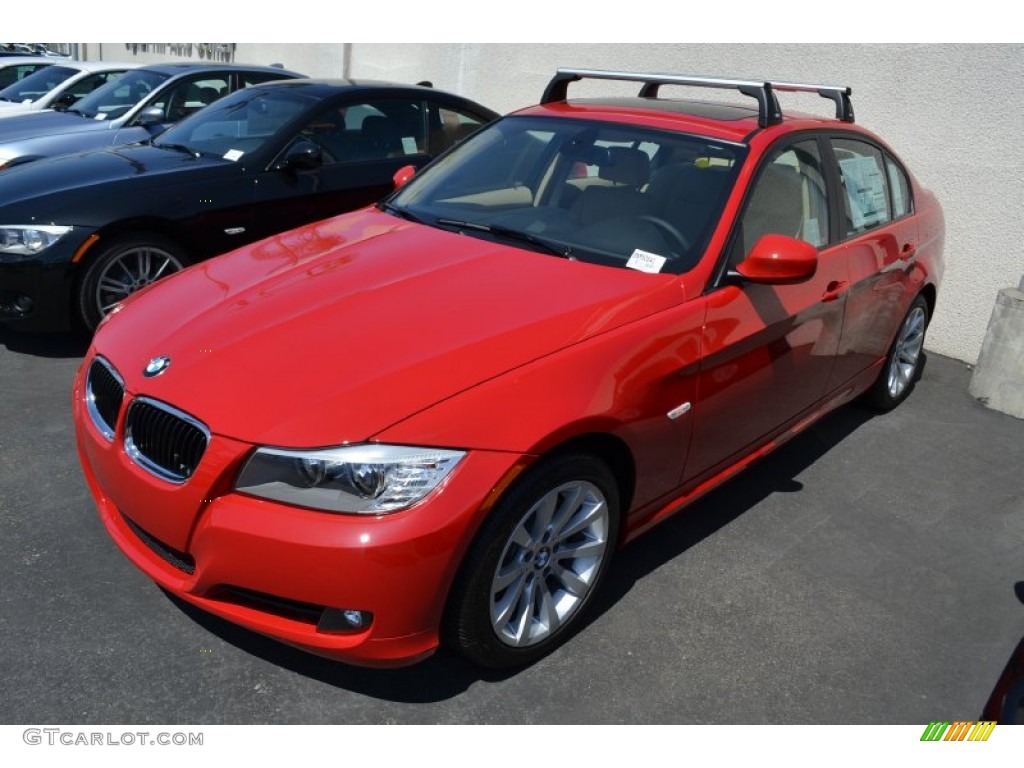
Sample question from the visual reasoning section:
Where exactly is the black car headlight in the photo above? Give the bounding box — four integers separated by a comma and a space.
0, 225, 73, 259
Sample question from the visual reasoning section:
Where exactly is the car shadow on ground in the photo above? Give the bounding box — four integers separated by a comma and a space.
0, 327, 89, 359
164, 401, 877, 704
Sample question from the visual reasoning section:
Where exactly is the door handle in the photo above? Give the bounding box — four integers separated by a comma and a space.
822, 280, 848, 302
901, 243, 917, 260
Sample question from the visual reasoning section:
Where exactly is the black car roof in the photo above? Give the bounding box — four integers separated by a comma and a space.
239, 78, 499, 117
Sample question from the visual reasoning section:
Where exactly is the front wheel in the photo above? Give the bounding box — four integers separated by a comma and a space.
443, 453, 620, 668
77, 233, 187, 331
864, 294, 930, 411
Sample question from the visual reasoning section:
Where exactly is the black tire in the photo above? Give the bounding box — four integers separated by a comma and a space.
443, 453, 620, 669
77, 233, 188, 331
863, 294, 930, 411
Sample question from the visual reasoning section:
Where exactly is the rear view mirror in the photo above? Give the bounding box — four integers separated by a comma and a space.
732, 234, 817, 284
393, 165, 416, 189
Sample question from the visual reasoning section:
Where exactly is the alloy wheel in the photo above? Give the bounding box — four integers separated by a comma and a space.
489, 480, 611, 648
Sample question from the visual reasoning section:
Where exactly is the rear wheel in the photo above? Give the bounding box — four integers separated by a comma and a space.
77, 233, 187, 331
443, 453, 620, 668
864, 294, 929, 411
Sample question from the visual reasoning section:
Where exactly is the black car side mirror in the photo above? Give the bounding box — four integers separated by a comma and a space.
278, 140, 323, 172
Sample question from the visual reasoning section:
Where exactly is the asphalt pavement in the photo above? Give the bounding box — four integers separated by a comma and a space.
1, 327, 1022, 724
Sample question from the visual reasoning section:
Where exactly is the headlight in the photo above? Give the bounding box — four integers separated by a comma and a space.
235, 444, 466, 514
0, 225, 73, 258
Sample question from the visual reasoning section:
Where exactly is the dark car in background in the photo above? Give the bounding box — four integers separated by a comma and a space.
0, 78, 497, 331
0, 62, 304, 170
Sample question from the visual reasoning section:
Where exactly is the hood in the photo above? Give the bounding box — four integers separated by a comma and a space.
0, 109, 107, 144
95, 208, 683, 447
0, 144, 235, 221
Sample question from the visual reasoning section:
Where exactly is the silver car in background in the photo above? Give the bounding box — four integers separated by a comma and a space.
0, 61, 137, 118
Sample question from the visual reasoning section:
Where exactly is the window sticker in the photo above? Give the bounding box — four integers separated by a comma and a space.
94, 113, 106, 120
401, 136, 418, 155
626, 249, 667, 274
223, 149, 244, 161
839, 155, 887, 230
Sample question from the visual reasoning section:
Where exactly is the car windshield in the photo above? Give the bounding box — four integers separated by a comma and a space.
70, 69, 169, 120
0, 64, 75, 103
153, 87, 317, 160
388, 115, 745, 273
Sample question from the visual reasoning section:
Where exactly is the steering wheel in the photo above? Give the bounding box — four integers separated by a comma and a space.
634, 215, 691, 257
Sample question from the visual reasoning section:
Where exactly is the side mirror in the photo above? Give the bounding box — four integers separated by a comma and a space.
392, 164, 417, 190
732, 234, 818, 284
136, 106, 166, 127
278, 140, 322, 171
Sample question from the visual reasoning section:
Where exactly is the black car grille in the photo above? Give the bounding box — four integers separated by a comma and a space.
124, 398, 209, 483
86, 357, 124, 440
122, 513, 196, 575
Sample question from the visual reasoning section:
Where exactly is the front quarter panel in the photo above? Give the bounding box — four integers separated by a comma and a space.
376, 293, 706, 516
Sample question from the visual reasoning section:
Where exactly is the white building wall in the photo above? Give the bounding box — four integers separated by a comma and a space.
92, 43, 1024, 364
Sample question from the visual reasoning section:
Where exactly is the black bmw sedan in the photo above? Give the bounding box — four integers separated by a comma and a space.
0, 78, 497, 331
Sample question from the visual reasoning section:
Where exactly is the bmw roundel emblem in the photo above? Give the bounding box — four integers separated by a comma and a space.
143, 356, 171, 377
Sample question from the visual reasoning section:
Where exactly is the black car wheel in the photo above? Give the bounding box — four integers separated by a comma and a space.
77, 233, 187, 331
443, 453, 620, 668
864, 294, 930, 411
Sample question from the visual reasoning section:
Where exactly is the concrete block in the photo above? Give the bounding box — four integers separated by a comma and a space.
968, 277, 1024, 419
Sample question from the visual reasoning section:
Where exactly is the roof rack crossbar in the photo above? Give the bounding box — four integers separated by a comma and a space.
542, 69, 854, 127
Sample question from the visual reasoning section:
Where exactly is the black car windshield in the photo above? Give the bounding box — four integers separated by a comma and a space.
154, 87, 318, 160
388, 115, 746, 274
71, 69, 169, 120
0, 64, 75, 103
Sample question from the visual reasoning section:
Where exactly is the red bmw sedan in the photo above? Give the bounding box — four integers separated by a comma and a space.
74, 69, 944, 668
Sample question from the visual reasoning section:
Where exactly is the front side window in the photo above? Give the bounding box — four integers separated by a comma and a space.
389, 116, 745, 274
833, 138, 892, 236
150, 76, 230, 122
730, 139, 830, 265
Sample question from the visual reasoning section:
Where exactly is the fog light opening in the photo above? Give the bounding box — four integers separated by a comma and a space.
317, 608, 374, 634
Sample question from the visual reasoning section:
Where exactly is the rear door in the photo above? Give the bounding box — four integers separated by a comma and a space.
824, 135, 920, 389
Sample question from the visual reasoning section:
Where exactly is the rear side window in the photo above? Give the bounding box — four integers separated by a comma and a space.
832, 138, 892, 236
885, 155, 912, 219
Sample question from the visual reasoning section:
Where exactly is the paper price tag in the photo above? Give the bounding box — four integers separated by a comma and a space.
626, 249, 667, 274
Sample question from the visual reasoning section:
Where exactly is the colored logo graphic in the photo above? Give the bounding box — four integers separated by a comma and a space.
920, 721, 996, 741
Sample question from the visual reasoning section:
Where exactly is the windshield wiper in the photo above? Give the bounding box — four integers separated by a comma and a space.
436, 218, 572, 258
379, 201, 430, 226
153, 141, 198, 157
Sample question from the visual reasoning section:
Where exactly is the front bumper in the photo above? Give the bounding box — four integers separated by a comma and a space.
73, 362, 526, 667
0, 228, 96, 332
